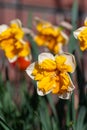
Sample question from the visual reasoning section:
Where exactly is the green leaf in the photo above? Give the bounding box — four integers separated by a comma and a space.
27, 12, 39, 61
27, 11, 33, 29
66, 101, 71, 128
47, 94, 59, 124
68, 0, 79, 53
71, 93, 76, 130
0, 116, 13, 130
27, 35, 39, 61
71, 0, 78, 28
51, 117, 59, 130
83, 124, 87, 130
76, 106, 86, 130
39, 97, 52, 130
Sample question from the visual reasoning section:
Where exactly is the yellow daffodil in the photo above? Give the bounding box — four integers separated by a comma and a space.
34, 17, 69, 54
73, 17, 87, 51
26, 52, 76, 99
0, 19, 32, 70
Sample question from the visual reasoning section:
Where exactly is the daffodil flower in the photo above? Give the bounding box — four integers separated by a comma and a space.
26, 52, 76, 99
0, 19, 31, 69
73, 17, 87, 51
34, 17, 69, 54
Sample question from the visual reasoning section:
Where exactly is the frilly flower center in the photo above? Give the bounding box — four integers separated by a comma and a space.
78, 28, 87, 50
32, 56, 72, 94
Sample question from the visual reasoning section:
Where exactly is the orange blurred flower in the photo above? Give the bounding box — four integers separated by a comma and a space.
74, 17, 87, 51
0, 19, 31, 70
34, 17, 69, 54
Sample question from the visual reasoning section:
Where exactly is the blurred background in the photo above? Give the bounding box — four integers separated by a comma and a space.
0, 0, 87, 25
0, 0, 87, 130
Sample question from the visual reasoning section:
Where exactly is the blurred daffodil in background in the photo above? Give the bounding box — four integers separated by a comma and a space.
26, 52, 76, 99
34, 17, 69, 54
0, 19, 31, 70
74, 17, 87, 51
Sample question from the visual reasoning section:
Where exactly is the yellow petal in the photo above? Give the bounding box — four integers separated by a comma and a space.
55, 55, 72, 72
39, 59, 56, 70
84, 17, 87, 26
34, 17, 51, 32
57, 73, 75, 99
34, 35, 45, 46
57, 31, 68, 44
60, 53, 76, 73
37, 76, 55, 93
73, 26, 86, 39
52, 82, 60, 94
18, 42, 30, 57
60, 72, 70, 90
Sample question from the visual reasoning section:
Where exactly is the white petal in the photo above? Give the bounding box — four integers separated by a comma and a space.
19, 39, 26, 45
37, 88, 45, 96
0, 24, 8, 34
37, 84, 52, 96
61, 52, 76, 73
26, 62, 35, 79
22, 27, 35, 37
38, 52, 55, 63
67, 74, 75, 91
73, 26, 86, 39
25, 54, 32, 61
60, 21, 72, 30
58, 91, 72, 99
8, 56, 17, 63
10, 19, 22, 28
34, 17, 41, 24
61, 31, 69, 44
58, 74, 75, 99
57, 43, 63, 54
24, 56, 29, 61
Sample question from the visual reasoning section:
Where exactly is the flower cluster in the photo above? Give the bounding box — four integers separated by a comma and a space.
25, 17, 77, 99
0, 17, 78, 99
